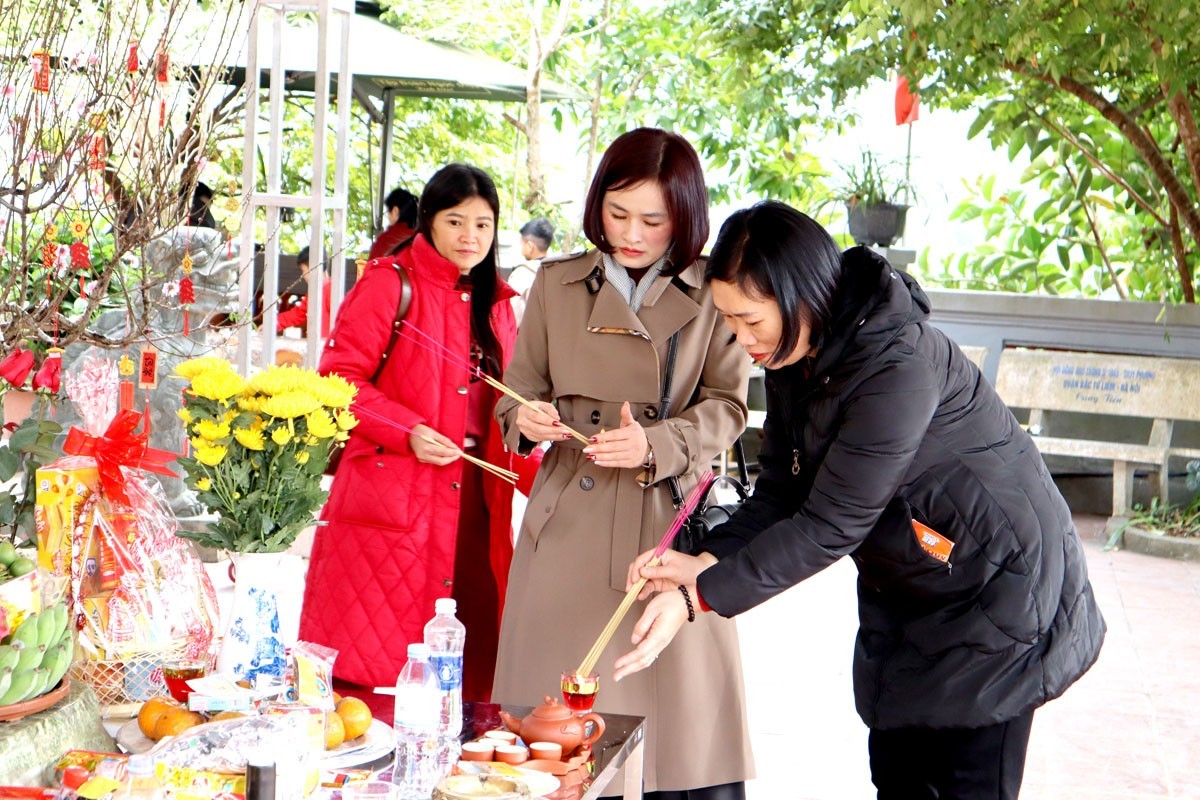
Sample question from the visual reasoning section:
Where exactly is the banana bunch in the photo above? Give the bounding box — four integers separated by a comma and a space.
0, 602, 74, 707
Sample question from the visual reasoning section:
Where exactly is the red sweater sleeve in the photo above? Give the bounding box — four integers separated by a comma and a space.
318, 265, 423, 453
276, 294, 308, 332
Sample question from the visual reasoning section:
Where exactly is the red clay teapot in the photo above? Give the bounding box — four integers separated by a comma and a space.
498, 696, 605, 754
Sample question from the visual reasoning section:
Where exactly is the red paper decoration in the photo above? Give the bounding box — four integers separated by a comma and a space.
127, 40, 139, 73
70, 241, 90, 270
87, 136, 106, 171
180, 251, 195, 333
42, 242, 58, 270
31, 50, 50, 93
155, 51, 169, 85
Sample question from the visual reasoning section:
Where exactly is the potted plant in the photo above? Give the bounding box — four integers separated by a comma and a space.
833, 150, 915, 247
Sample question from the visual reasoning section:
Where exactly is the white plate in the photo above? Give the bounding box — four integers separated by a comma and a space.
117, 717, 395, 771
116, 719, 154, 754
514, 768, 560, 798
320, 718, 395, 770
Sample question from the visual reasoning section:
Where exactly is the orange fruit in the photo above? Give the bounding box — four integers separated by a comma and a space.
335, 696, 373, 741
137, 696, 180, 739
333, 691, 343, 705
324, 709, 346, 750
154, 707, 205, 740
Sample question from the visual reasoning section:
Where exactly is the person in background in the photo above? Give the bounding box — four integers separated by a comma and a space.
492, 128, 754, 799
276, 246, 333, 339
369, 187, 419, 259
508, 217, 554, 323
617, 201, 1106, 800
301, 164, 537, 719
183, 181, 219, 230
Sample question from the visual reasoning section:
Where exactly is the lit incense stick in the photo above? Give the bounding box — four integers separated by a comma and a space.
352, 406, 518, 484
576, 472, 715, 677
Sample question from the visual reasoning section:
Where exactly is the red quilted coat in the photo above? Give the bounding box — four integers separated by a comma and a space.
299, 234, 531, 691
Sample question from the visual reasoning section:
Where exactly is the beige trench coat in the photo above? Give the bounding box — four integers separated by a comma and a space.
492, 251, 755, 792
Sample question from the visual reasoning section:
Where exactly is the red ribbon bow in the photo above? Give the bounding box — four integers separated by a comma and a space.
63, 409, 177, 507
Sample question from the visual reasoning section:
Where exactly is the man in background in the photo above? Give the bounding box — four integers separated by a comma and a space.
277, 246, 332, 339
368, 187, 419, 259
509, 217, 553, 323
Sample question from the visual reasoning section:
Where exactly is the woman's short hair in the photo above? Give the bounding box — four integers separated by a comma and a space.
582, 128, 709, 274
706, 201, 843, 364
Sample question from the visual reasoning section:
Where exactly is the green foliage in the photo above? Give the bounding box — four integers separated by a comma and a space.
831, 150, 914, 207
695, 0, 1200, 301
0, 416, 63, 543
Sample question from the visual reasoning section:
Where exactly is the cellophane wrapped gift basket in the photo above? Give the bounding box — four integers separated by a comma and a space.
34, 357, 218, 704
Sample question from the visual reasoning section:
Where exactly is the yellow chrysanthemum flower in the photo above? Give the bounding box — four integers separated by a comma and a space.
295, 450, 311, 465
251, 415, 266, 432
260, 391, 321, 419
195, 477, 212, 491
195, 444, 228, 466
190, 370, 247, 402
235, 428, 266, 451
194, 419, 232, 441
190, 436, 207, 452
271, 426, 291, 446
176, 356, 237, 381
249, 365, 313, 396
305, 410, 339, 440
312, 374, 357, 408
177, 408, 192, 425
335, 409, 359, 431
335, 430, 350, 442
238, 395, 262, 412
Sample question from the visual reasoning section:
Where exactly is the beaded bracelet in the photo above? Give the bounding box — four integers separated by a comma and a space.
678, 584, 696, 623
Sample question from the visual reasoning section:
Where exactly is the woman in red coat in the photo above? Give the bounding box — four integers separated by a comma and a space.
299, 164, 523, 707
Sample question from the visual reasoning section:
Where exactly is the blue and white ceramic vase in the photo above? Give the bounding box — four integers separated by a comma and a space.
215, 551, 289, 685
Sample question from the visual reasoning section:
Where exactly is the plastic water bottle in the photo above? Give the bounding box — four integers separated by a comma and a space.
391, 642, 441, 799
116, 754, 163, 799
424, 597, 466, 771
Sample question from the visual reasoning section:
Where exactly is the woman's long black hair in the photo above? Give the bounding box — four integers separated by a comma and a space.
705, 201, 843, 365
399, 163, 505, 377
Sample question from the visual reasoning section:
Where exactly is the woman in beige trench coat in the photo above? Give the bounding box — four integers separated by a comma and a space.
492, 128, 755, 798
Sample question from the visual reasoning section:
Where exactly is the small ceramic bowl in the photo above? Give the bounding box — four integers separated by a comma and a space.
529, 741, 562, 761
483, 729, 519, 745
494, 744, 529, 765
461, 741, 495, 762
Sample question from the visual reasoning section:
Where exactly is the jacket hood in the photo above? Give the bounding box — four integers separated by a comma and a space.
810, 247, 931, 385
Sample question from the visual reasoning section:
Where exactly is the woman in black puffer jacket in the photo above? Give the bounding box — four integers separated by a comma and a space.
616, 201, 1106, 800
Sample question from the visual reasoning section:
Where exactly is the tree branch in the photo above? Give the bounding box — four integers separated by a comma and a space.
1064, 161, 1127, 299
503, 112, 528, 136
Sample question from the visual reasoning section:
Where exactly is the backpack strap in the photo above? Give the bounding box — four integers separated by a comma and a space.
369, 263, 413, 383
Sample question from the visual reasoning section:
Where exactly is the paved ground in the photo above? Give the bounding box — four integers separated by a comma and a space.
737, 515, 1200, 799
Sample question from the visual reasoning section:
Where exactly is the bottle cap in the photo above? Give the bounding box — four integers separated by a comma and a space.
435, 598, 457, 614
407, 642, 430, 659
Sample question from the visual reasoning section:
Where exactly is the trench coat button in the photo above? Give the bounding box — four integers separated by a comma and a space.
644, 407, 658, 420
457, 385, 468, 395
451, 482, 460, 490
590, 410, 601, 424
461, 292, 470, 301
579, 476, 595, 491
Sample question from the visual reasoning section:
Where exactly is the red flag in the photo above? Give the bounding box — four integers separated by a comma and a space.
895, 75, 920, 126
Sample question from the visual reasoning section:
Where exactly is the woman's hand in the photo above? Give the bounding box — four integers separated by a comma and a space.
583, 402, 649, 469
515, 401, 565, 443
613, 589, 689, 682
409, 424, 460, 466
627, 549, 717, 600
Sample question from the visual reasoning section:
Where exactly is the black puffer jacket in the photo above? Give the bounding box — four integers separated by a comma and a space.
699, 247, 1105, 730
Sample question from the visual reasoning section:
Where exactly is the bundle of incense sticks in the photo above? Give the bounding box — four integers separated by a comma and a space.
575, 471, 715, 678
397, 322, 590, 444
351, 405, 518, 485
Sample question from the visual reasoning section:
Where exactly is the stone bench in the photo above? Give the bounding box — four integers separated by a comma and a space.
994, 348, 1200, 517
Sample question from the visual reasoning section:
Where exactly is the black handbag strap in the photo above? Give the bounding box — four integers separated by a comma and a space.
657, 332, 687, 509
369, 262, 413, 383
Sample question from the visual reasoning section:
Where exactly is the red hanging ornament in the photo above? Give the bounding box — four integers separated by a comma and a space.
70, 241, 90, 270
155, 51, 169, 85
127, 40, 139, 73
87, 135, 106, 171
32, 348, 63, 395
118, 354, 136, 411
31, 50, 51, 93
42, 242, 58, 270
0, 348, 36, 388
180, 251, 195, 333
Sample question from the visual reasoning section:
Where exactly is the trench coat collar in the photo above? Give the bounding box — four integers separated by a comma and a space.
559, 249, 704, 345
